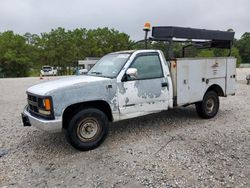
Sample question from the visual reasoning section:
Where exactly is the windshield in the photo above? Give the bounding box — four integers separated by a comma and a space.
43, 66, 52, 70
88, 53, 130, 78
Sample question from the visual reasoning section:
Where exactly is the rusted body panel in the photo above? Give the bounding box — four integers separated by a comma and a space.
115, 50, 173, 120
27, 76, 119, 120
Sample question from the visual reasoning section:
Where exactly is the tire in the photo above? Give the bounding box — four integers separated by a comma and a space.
66, 108, 109, 151
195, 91, 220, 119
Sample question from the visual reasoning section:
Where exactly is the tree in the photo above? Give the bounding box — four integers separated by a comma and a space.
231, 47, 242, 67
0, 27, 247, 77
0, 31, 30, 77
236, 32, 250, 64
34, 27, 132, 75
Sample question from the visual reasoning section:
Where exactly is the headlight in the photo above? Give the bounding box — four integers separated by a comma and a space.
38, 109, 51, 115
38, 97, 52, 111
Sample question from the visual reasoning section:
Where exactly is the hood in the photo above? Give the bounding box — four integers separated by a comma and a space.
27, 75, 110, 96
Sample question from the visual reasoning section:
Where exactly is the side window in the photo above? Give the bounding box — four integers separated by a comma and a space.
130, 54, 163, 80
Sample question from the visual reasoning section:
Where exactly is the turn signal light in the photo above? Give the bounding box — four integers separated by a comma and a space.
44, 98, 51, 111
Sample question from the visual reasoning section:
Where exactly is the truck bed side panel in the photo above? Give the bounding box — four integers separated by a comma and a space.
173, 58, 233, 106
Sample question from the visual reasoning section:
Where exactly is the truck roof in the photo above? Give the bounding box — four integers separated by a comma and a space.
110, 50, 135, 54
110, 49, 159, 55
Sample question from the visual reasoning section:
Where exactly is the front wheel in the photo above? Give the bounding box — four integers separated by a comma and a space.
66, 108, 109, 151
195, 91, 220, 119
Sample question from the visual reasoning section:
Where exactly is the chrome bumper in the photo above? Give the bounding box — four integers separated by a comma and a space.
22, 107, 62, 132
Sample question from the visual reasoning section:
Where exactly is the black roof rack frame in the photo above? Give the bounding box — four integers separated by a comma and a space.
137, 26, 235, 58
152, 26, 234, 41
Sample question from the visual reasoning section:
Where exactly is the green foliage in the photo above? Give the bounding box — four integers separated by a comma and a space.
0, 31, 31, 77
0, 27, 248, 77
235, 32, 250, 64
35, 27, 132, 75
231, 47, 241, 67
197, 49, 214, 57
28, 68, 40, 77
0, 27, 132, 77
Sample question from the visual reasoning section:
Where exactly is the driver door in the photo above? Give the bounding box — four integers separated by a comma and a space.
117, 52, 169, 119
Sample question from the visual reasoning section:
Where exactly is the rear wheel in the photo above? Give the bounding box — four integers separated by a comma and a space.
66, 108, 109, 151
195, 91, 219, 119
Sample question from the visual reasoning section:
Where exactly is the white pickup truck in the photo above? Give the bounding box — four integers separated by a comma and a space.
40, 65, 57, 76
21, 26, 236, 151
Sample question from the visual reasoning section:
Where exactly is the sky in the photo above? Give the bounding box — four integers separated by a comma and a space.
0, 0, 249, 40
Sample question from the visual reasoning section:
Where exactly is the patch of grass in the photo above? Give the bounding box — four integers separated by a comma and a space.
28, 69, 40, 77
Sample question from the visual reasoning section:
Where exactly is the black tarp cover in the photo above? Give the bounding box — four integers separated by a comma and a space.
152, 26, 235, 41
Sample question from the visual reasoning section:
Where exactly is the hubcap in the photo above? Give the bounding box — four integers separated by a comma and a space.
206, 98, 215, 113
77, 118, 99, 140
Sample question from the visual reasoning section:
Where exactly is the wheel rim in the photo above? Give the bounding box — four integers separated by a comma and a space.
206, 98, 215, 113
77, 118, 99, 141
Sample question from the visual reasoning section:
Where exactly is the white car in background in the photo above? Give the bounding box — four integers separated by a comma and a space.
40, 66, 57, 76
78, 68, 88, 75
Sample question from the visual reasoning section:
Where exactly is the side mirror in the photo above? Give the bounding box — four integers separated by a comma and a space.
126, 68, 138, 79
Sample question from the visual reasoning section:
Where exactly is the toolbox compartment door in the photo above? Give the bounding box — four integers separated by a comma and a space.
226, 58, 236, 95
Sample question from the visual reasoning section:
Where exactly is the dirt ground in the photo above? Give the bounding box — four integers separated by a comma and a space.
0, 70, 249, 187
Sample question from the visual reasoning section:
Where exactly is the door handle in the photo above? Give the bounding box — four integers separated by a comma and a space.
161, 82, 168, 87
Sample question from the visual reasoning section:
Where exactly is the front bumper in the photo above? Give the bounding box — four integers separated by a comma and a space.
41, 71, 55, 76
21, 106, 62, 132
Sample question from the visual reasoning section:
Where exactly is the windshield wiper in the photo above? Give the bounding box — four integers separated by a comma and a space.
90, 71, 102, 75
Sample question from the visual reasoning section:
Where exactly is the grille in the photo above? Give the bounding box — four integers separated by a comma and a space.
28, 94, 39, 114
27, 93, 54, 120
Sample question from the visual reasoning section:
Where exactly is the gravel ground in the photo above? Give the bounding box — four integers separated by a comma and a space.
0, 71, 250, 188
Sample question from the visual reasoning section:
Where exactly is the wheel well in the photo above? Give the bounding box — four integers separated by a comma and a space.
206, 84, 225, 97
62, 100, 113, 129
